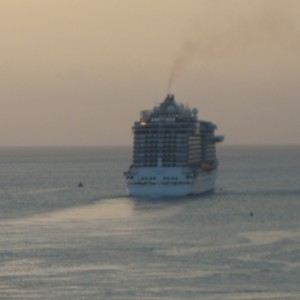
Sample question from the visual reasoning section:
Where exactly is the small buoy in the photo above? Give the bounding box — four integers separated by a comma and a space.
78, 182, 84, 188
250, 211, 254, 217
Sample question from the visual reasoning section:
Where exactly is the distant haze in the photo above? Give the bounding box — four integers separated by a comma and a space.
1, 0, 300, 146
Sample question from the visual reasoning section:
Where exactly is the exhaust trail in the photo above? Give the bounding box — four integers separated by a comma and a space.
167, 0, 299, 92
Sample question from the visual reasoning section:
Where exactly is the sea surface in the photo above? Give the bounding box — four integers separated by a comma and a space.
0, 145, 300, 300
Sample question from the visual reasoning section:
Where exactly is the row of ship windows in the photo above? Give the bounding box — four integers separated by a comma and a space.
133, 155, 188, 158
134, 150, 190, 153
134, 138, 189, 142
139, 177, 157, 180
133, 154, 214, 158
134, 140, 188, 143
134, 127, 214, 131
134, 126, 193, 129
134, 144, 188, 147
133, 153, 188, 157
134, 139, 189, 141
133, 163, 187, 166
134, 151, 188, 155
134, 145, 189, 148
133, 146, 188, 150
128, 182, 193, 186
134, 143, 188, 147
134, 156, 187, 162
134, 132, 214, 136
135, 136, 188, 138
134, 130, 214, 133
134, 157, 214, 161
134, 163, 186, 167
134, 156, 188, 159
134, 146, 199, 151
128, 176, 192, 180
134, 147, 188, 150
134, 141, 188, 145
134, 139, 188, 142
134, 146, 205, 150
138, 176, 180, 180
134, 153, 188, 156
134, 150, 213, 155
134, 131, 191, 135
134, 141, 213, 146
141, 134, 186, 137
134, 131, 190, 133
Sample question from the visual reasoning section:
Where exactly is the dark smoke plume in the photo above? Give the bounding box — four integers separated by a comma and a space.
167, 0, 299, 92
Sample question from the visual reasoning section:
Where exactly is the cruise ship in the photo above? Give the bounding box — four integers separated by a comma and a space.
124, 94, 224, 197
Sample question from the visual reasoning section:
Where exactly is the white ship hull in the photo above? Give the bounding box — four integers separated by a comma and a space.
126, 167, 217, 197
124, 94, 223, 198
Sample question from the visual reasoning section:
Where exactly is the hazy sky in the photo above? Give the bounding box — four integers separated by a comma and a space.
1, 0, 300, 146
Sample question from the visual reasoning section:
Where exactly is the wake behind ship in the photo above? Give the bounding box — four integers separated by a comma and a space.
124, 94, 224, 197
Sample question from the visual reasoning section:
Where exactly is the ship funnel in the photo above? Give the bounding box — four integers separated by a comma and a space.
165, 94, 175, 102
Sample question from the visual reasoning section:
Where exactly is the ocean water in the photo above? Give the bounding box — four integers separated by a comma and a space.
0, 145, 300, 299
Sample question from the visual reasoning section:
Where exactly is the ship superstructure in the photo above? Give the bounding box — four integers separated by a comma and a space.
124, 94, 224, 196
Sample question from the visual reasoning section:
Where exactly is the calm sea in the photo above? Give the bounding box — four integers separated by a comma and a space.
0, 145, 300, 299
